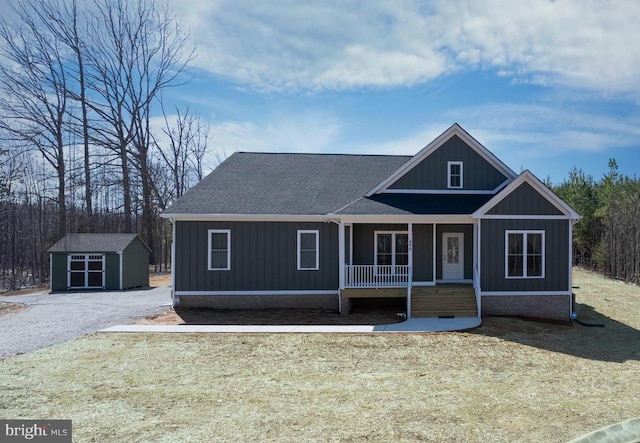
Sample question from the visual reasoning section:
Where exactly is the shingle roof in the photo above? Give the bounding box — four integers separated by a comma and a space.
163, 152, 412, 215
335, 194, 495, 215
47, 233, 145, 253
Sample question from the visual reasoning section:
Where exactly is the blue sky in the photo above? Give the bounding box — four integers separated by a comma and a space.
161, 0, 640, 184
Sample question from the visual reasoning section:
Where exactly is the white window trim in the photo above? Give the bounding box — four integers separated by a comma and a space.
447, 161, 463, 189
374, 231, 409, 268
208, 229, 231, 271
297, 230, 319, 271
505, 230, 545, 279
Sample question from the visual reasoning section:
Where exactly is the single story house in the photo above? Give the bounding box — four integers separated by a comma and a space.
162, 123, 580, 321
48, 233, 150, 291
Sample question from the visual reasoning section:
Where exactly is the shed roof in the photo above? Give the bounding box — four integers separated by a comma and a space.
47, 233, 148, 253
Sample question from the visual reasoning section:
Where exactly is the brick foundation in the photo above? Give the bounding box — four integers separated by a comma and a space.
175, 293, 339, 310
481, 294, 571, 322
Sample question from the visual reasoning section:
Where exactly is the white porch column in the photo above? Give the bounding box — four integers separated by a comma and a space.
407, 222, 413, 318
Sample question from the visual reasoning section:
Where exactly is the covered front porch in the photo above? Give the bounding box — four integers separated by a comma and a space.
337, 220, 480, 318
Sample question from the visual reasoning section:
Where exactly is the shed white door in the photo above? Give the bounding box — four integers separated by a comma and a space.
442, 233, 464, 280
68, 254, 105, 289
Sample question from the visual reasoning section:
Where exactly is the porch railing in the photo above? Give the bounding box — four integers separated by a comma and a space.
344, 265, 410, 288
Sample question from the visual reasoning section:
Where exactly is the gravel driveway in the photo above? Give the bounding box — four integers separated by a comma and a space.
0, 285, 171, 359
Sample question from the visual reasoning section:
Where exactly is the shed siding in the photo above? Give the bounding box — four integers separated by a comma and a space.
50, 253, 68, 291
104, 253, 120, 289
389, 135, 508, 191
174, 221, 339, 292
480, 219, 569, 292
436, 224, 474, 280
488, 182, 563, 216
122, 239, 150, 289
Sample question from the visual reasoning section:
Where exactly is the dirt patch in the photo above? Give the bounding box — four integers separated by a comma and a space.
137, 307, 405, 326
0, 302, 28, 315
149, 272, 171, 287
0, 286, 48, 297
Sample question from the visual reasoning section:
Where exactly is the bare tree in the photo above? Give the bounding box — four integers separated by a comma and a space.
0, 3, 72, 237
30, 0, 95, 227
84, 0, 193, 251
156, 104, 212, 201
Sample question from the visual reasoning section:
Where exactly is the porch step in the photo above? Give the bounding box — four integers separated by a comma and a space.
411, 286, 477, 318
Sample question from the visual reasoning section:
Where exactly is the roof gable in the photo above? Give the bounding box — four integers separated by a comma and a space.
367, 123, 516, 196
472, 170, 581, 219
487, 182, 563, 216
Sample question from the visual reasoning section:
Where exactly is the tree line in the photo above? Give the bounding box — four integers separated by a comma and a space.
555, 159, 640, 284
0, 0, 214, 290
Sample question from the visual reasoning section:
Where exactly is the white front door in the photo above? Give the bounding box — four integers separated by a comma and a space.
442, 233, 464, 280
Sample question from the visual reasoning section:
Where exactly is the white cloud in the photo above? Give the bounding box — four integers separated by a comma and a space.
448, 103, 640, 153
198, 111, 344, 157
171, 0, 640, 93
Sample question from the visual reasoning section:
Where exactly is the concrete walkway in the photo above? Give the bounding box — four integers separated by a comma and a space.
102, 317, 482, 333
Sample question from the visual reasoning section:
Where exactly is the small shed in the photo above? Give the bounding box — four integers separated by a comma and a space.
47, 233, 150, 292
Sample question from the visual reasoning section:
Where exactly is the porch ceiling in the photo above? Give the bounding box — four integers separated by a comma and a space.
336, 194, 494, 215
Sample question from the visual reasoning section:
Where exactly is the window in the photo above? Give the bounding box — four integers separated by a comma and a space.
208, 229, 231, 270
505, 231, 544, 278
375, 231, 409, 268
297, 230, 319, 270
448, 161, 463, 189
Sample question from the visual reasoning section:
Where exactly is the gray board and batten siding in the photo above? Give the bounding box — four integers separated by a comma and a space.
480, 218, 570, 292
487, 182, 564, 216
388, 135, 509, 191
174, 221, 339, 292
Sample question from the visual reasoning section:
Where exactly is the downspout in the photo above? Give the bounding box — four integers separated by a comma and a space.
569, 218, 579, 319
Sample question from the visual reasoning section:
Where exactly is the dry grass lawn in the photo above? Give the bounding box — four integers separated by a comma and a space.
0, 267, 638, 442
